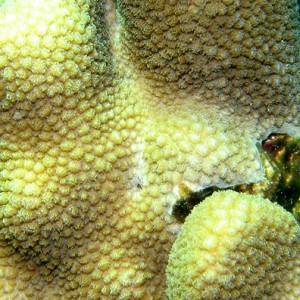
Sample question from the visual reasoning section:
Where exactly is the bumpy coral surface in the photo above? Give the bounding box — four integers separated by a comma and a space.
0, 0, 299, 299
167, 191, 300, 299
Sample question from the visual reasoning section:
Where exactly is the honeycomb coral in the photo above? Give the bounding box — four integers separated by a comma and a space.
117, 0, 300, 190
166, 191, 300, 299
0, 0, 299, 299
118, 0, 300, 128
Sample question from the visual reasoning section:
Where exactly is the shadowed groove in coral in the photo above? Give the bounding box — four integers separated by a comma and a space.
172, 134, 300, 223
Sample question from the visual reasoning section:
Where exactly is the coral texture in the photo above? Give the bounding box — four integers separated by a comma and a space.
166, 190, 300, 299
117, 0, 300, 189
0, 0, 299, 299
119, 0, 299, 126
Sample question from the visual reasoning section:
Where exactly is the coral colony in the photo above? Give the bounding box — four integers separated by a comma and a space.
0, 0, 299, 299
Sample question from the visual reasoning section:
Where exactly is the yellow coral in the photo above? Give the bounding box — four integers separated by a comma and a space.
0, 0, 299, 299
167, 190, 300, 299
0, 0, 165, 299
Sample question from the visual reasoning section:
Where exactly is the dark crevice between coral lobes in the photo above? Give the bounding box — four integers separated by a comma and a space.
173, 133, 300, 223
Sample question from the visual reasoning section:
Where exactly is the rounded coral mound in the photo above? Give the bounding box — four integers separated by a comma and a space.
166, 190, 300, 299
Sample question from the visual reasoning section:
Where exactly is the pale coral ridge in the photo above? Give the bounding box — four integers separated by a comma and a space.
167, 191, 300, 299
0, 0, 299, 299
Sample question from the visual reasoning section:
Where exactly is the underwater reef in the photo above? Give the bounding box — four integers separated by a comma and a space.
0, 0, 299, 299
